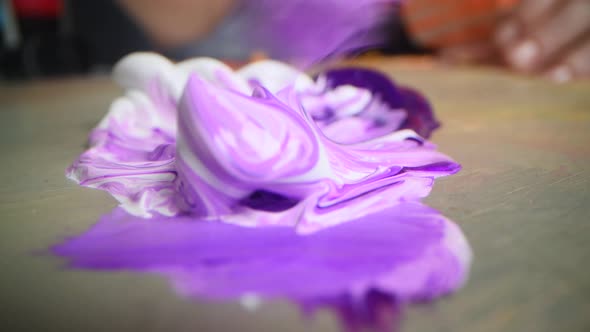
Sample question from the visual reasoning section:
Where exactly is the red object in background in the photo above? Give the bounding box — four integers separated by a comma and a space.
12, 0, 63, 18
402, 0, 520, 49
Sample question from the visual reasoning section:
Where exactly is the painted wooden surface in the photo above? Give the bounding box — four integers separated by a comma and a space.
1, 61, 589, 332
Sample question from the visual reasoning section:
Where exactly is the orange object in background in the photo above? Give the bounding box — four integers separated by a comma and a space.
401, 0, 519, 49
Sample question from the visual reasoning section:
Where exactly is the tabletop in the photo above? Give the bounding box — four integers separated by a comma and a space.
1, 59, 589, 332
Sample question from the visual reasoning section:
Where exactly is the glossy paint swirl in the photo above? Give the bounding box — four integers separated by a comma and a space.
67, 53, 458, 233
60, 53, 471, 330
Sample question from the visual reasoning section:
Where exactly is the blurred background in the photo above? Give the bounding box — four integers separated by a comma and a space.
1, 2, 589, 332
0, 0, 588, 81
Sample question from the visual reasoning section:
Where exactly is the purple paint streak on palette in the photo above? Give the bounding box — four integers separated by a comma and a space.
56, 53, 471, 331
54, 203, 468, 331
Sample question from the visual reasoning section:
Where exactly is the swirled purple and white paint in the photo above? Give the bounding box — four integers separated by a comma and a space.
56, 53, 471, 331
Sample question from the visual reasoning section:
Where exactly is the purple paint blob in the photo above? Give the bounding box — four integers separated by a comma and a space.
54, 202, 469, 331
58, 53, 471, 331
320, 67, 440, 138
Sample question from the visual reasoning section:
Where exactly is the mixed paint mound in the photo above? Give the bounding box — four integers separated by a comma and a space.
56, 53, 471, 331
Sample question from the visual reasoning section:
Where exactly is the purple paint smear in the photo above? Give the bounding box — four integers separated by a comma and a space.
58, 53, 471, 331
54, 202, 469, 331
240, 0, 400, 65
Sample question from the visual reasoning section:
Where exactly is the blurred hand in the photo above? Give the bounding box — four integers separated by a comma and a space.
495, 0, 590, 81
